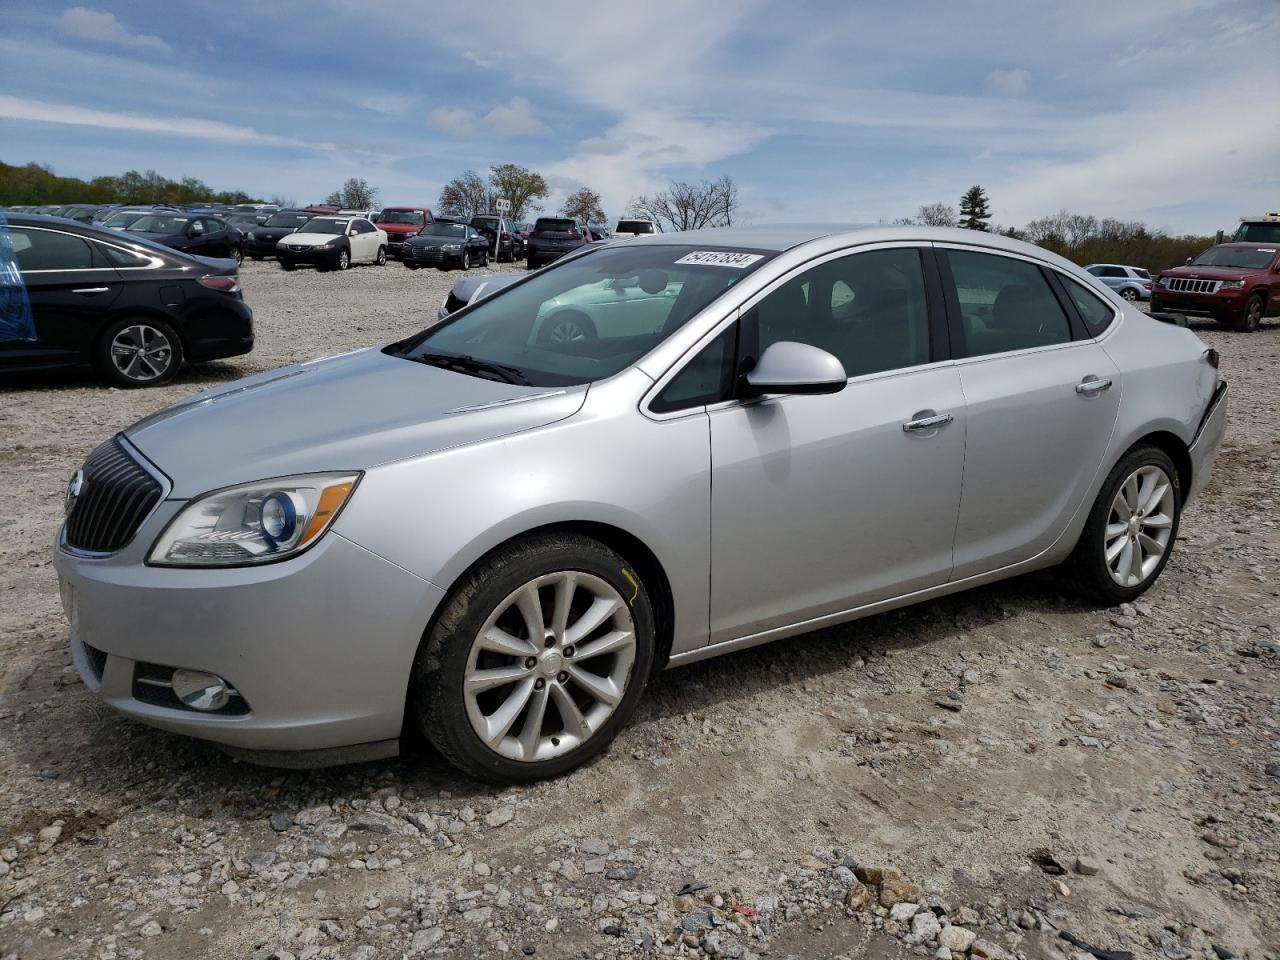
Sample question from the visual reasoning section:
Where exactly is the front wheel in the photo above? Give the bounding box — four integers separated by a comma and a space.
279, 260, 296, 271
461, 250, 471, 271
1066, 445, 1181, 604
1233, 293, 1264, 332
411, 534, 656, 783
334, 248, 350, 271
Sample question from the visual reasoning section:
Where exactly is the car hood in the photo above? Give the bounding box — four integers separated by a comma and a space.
381, 223, 425, 233
278, 232, 342, 248
406, 235, 459, 249
1163, 264, 1265, 280
124, 347, 587, 497
253, 226, 300, 239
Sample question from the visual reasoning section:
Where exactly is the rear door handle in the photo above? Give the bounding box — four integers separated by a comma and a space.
903, 412, 954, 432
71, 287, 110, 295
1076, 376, 1113, 396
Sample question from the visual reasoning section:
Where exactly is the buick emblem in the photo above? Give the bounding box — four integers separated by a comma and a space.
65, 470, 85, 518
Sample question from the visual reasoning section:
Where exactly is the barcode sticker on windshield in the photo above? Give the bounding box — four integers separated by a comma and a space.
674, 251, 764, 268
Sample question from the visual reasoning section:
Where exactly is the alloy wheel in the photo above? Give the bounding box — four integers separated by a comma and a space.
1121, 288, 1138, 301
463, 571, 637, 762
1104, 465, 1175, 587
550, 319, 588, 342
110, 324, 174, 383
338, 250, 350, 270
462, 251, 471, 270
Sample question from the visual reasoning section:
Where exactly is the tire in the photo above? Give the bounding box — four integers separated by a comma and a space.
96, 317, 184, 388
410, 533, 656, 783
251, 255, 263, 262
538, 310, 598, 345
1120, 288, 1139, 302
376, 245, 387, 266
279, 260, 296, 272
527, 259, 539, 271
1066, 444, 1182, 604
405, 262, 419, 270
481, 249, 489, 267
461, 250, 471, 271
232, 245, 244, 265
1232, 293, 1264, 332
334, 248, 350, 271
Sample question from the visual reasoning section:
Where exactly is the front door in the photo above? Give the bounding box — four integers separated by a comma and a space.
708, 245, 965, 643
939, 246, 1122, 577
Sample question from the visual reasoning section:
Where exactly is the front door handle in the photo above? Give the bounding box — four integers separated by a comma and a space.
1076, 376, 1113, 396
903, 412, 954, 433
72, 287, 110, 295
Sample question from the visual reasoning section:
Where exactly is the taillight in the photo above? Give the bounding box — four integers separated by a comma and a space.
1142, 281, 1152, 288
501, 232, 510, 240
1203, 348, 1220, 369
199, 275, 239, 294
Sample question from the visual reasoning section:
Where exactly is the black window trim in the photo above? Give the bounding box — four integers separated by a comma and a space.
7, 225, 106, 275
1051, 268, 1120, 339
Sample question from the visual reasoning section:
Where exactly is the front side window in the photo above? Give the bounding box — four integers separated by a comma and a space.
946, 250, 1071, 357
394, 244, 773, 386
128, 215, 188, 234
752, 247, 931, 378
9, 229, 94, 271
651, 326, 737, 413
1061, 275, 1116, 336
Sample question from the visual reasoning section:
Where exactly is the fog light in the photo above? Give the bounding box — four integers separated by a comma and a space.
171, 669, 233, 711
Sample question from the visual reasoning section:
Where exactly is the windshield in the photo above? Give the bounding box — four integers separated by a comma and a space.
379, 210, 426, 225
419, 223, 467, 238
264, 213, 312, 228
393, 244, 774, 386
1233, 223, 1280, 243
128, 215, 188, 233
1191, 246, 1278, 270
472, 217, 499, 228
102, 211, 147, 229
297, 218, 348, 234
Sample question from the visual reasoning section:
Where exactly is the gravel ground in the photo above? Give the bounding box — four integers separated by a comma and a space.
0, 265, 1276, 960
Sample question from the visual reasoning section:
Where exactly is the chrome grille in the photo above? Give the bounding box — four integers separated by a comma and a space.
1168, 277, 1221, 294
64, 438, 163, 554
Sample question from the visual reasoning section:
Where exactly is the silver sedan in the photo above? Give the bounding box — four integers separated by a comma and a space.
54, 225, 1227, 783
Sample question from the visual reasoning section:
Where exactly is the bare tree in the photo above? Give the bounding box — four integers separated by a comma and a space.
437, 170, 494, 219
628, 176, 740, 232
560, 186, 606, 225
324, 177, 380, 209
917, 202, 957, 227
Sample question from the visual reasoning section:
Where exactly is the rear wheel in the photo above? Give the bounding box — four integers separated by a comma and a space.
96, 317, 183, 388
1066, 445, 1181, 604
1232, 293, 1264, 332
1120, 287, 1139, 302
411, 533, 655, 783
375, 245, 387, 266
232, 245, 244, 265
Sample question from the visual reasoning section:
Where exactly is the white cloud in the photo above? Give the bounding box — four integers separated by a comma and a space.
0, 95, 322, 148
428, 97, 548, 139
986, 68, 1030, 97
58, 7, 170, 52
360, 93, 413, 114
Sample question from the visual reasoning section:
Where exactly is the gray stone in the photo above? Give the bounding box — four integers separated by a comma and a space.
1073, 857, 1101, 876
889, 902, 920, 922
680, 908, 715, 933
348, 812, 401, 834
409, 927, 444, 954
938, 925, 977, 953
484, 806, 515, 828
908, 910, 942, 945
269, 812, 293, 832
581, 837, 610, 856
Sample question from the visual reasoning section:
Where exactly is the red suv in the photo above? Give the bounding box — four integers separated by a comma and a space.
375, 207, 433, 258
1152, 243, 1280, 332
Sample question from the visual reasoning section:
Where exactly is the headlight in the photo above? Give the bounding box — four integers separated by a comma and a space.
1157, 277, 1170, 288
1220, 280, 1244, 289
320, 241, 336, 249
147, 473, 361, 567
443, 243, 461, 251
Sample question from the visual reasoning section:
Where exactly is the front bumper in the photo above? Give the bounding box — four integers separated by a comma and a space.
403, 245, 458, 266
54, 520, 445, 759
1151, 290, 1245, 320
276, 244, 339, 265
1186, 380, 1228, 504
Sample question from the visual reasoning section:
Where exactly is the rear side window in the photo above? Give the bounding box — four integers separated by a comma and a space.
97, 243, 154, 268
946, 250, 1072, 357
1100, 266, 1126, 278
651, 326, 737, 413
1061, 275, 1117, 336
8, 228, 94, 271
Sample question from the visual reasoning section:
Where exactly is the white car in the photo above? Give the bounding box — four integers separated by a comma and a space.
275, 216, 389, 272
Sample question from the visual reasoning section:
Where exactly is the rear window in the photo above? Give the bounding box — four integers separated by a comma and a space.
380, 210, 427, 225
616, 220, 655, 234
534, 219, 576, 235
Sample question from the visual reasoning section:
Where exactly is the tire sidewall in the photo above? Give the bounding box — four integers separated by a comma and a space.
412, 535, 656, 783
96, 317, 184, 388
1073, 445, 1182, 604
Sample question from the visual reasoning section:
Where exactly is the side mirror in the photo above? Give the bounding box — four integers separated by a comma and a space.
188, 223, 204, 236
743, 341, 847, 396
1185, 257, 1193, 265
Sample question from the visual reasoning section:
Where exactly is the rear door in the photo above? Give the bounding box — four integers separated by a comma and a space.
937, 245, 1121, 578
0, 226, 122, 370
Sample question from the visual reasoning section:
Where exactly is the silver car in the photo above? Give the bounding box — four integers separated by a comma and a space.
55, 226, 1227, 783
1085, 263, 1152, 301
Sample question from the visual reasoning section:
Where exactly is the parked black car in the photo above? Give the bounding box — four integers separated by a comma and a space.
126, 213, 243, 263
0, 215, 253, 387
244, 210, 315, 260
401, 222, 492, 270
469, 215, 520, 262
526, 217, 588, 269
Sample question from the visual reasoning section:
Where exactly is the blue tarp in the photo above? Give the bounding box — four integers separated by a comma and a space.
0, 213, 36, 342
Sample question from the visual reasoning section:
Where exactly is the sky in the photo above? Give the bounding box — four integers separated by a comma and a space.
0, 1, 1277, 234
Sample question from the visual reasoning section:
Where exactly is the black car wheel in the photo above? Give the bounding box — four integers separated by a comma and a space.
1233, 293, 1265, 332
279, 259, 296, 271
405, 261, 419, 270
232, 245, 244, 265
251, 254, 263, 262
97, 317, 184, 388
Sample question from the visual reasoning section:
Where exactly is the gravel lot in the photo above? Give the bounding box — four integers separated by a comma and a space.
1, 262, 1276, 960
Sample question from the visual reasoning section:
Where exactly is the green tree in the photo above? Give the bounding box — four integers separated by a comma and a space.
325, 177, 380, 209
958, 186, 992, 231
560, 186, 606, 225
487, 163, 548, 221
0, 161, 262, 206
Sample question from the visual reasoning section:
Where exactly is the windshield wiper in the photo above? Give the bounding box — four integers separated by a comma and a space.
411, 351, 530, 385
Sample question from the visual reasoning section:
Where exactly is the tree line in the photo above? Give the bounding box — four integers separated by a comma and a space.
0, 160, 262, 206
899, 185, 1218, 273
